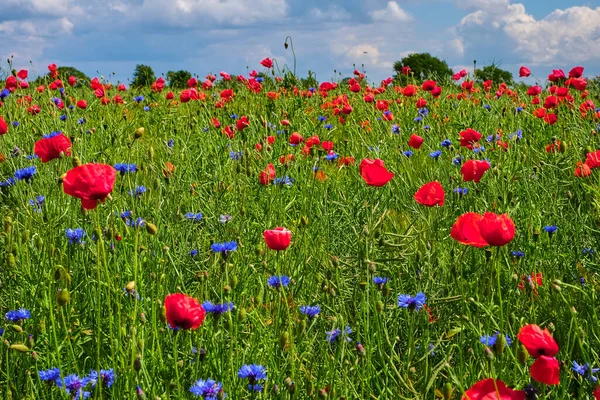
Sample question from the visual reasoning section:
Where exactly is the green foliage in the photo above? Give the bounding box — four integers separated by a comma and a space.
132, 64, 156, 87
474, 63, 514, 85
393, 52, 453, 82
31, 66, 89, 86
166, 70, 192, 89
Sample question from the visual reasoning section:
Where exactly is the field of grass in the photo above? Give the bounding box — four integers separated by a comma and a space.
1, 63, 600, 399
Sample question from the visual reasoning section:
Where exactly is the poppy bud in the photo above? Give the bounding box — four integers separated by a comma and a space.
284, 42, 289, 49
279, 331, 290, 350
10, 344, 30, 353
332, 256, 339, 268
3, 216, 12, 232
58, 173, 67, 185
443, 383, 454, 400
134, 127, 145, 138
306, 381, 314, 397
552, 280, 562, 292
284, 378, 295, 394
484, 347, 494, 361
237, 308, 247, 322
301, 216, 309, 225
10, 324, 23, 333
56, 288, 70, 306
376, 300, 384, 313
134, 354, 142, 372
297, 318, 306, 336
145, 223, 158, 235
223, 284, 231, 294
140, 313, 146, 324
356, 342, 366, 357
559, 141, 567, 153
318, 389, 328, 399
517, 343, 529, 364
72, 156, 81, 167
148, 146, 154, 160
272, 385, 280, 395
8, 253, 16, 268
494, 333, 506, 354
35, 235, 43, 250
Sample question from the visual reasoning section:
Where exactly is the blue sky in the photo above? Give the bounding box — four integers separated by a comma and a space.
0, 0, 598, 85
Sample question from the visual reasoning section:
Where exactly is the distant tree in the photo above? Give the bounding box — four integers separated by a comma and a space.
132, 64, 156, 87
166, 70, 192, 89
393, 53, 453, 83
474, 63, 514, 86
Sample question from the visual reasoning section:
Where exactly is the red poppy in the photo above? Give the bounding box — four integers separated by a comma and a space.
407, 134, 424, 149
594, 386, 600, 400
543, 113, 557, 125
450, 212, 488, 248
575, 162, 592, 177
236, 116, 250, 131
416, 97, 427, 108
187, 77, 198, 88
48, 63, 58, 78
414, 181, 445, 207
403, 85, 416, 97
459, 128, 482, 149
359, 158, 394, 187
259, 164, 276, 185
260, 58, 273, 68
517, 324, 559, 359
478, 212, 515, 246
305, 136, 320, 147
569, 66, 584, 78
117, 83, 126, 91
321, 141, 333, 151
586, 151, 600, 168
17, 69, 28, 80
517, 272, 543, 294
431, 86, 442, 97
0, 116, 7, 135
62, 164, 116, 210
422, 80, 436, 91
530, 356, 560, 385
220, 71, 231, 81
461, 160, 490, 183
462, 378, 525, 400
545, 141, 561, 153
264, 227, 292, 251
34, 133, 72, 163
543, 96, 557, 109
267, 136, 275, 144
519, 66, 531, 77
548, 69, 565, 82
76, 100, 87, 109
290, 132, 304, 145
164, 293, 205, 330
401, 66, 411, 75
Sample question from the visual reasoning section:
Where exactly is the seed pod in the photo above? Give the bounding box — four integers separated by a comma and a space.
10, 344, 30, 353
3, 216, 12, 233
145, 223, 158, 235
56, 288, 70, 306
8, 253, 16, 268
237, 308, 247, 322
279, 331, 290, 350
484, 347, 494, 361
494, 333, 506, 355
134, 127, 145, 138
376, 300, 384, 313
517, 343, 529, 364
134, 354, 142, 372
198, 347, 207, 361
148, 146, 155, 160
72, 156, 82, 167
297, 318, 306, 336
10, 324, 23, 333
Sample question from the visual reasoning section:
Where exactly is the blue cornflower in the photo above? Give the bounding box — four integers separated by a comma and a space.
12, 121, 19, 127
133, 96, 144, 103
43, 131, 62, 139
126, 218, 145, 228
391, 124, 400, 134
256, 77, 264, 83
119, 210, 133, 219
327, 326, 352, 343
441, 139, 452, 148
509, 129, 523, 140
189, 378, 224, 399
64, 374, 84, 394
77, 118, 86, 125
84, 369, 115, 388
114, 163, 137, 173
572, 361, 599, 382
511, 251, 525, 258
211, 241, 237, 254
60, 115, 67, 121
397, 292, 427, 311
144, 106, 150, 111
184, 212, 203, 222
486, 135, 500, 143
413, 116, 423, 123
473, 146, 485, 153
299, 305, 321, 318
0, 177, 15, 187
583, 248, 594, 255
0, 328, 3, 336
479, 332, 511, 347
29, 195, 45, 212
483, 104, 491, 110
69, 105, 75, 110
230, 114, 239, 119
373, 277, 388, 285
324, 124, 333, 130
238, 364, 267, 383
403, 150, 413, 158
580, 277, 586, 286
190, 249, 198, 257
65, 228, 85, 245
166, 139, 175, 148
429, 150, 442, 160
6, 308, 31, 321
273, 176, 294, 186
318, 116, 327, 122
248, 384, 263, 392
202, 301, 234, 315
453, 155, 464, 166
128, 186, 146, 196
0, 88, 10, 99
267, 275, 290, 288
516, 106, 523, 113
418, 108, 429, 117
454, 188, 468, 195
229, 151, 243, 160
543, 225, 558, 234
423, 125, 431, 131
39, 368, 61, 385
325, 152, 338, 161
219, 214, 232, 223
14, 166, 37, 181
51, 97, 61, 105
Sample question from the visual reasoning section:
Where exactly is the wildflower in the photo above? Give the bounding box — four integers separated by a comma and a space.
184, 213, 203, 222
454, 187, 468, 195
229, 151, 243, 160
29, 195, 45, 212
478, 212, 515, 246
511, 251, 525, 258
572, 362, 600, 382
327, 326, 352, 343
77, 118, 85, 125
60, 115, 67, 121
273, 176, 294, 186
479, 332, 512, 347
318, 116, 327, 122
267, 275, 290, 288
464, 379, 525, 399
453, 155, 463, 166
429, 150, 442, 159
14, 166, 37, 181
211, 241, 237, 255
38, 368, 61, 385
6, 308, 31, 321
64, 374, 84, 394
202, 301, 234, 315
360, 158, 394, 187
189, 378, 225, 399
128, 186, 146, 196
238, 364, 267, 386
543, 225, 558, 235
167, 139, 175, 148
84, 369, 115, 388
299, 305, 321, 318
324, 124, 333, 130
473, 146, 485, 153
326, 152, 338, 161
219, 214, 232, 223
114, 163, 137, 173
65, 228, 85, 245
62, 164, 116, 210
402, 150, 413, 158
397, 292, 427, 311
264, 227, 292, 250
373, 277, 388, 285
133, 96, 144, 102
531, 355, 560, 385
391, 124, 400, 134
517, 324, 559, 358
190, 249, 198, 257
441, 139, 452, 148
164, 293, 206, 330
0, 177, 15, 187
583, 248, 594, 255
414, 181, 445, 207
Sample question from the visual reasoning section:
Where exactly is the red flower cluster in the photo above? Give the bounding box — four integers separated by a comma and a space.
451, 212, 515, 247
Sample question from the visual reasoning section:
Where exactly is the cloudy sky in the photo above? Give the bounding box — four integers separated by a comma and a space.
0, 0, 599, 84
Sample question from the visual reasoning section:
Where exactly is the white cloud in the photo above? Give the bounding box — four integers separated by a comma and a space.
370, 1, 413, 23
309, 6, 351, 21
